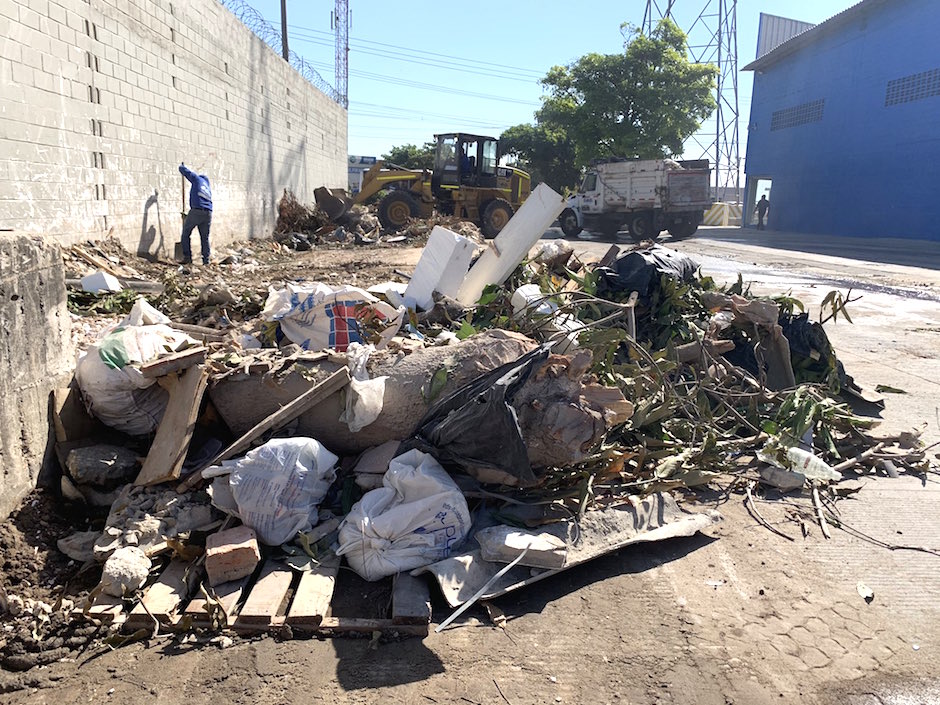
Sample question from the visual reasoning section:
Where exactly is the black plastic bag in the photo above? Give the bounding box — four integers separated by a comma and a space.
404, 346, 552, 487
596, 246, 699, 300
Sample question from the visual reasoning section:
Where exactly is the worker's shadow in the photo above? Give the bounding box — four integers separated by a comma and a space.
332, 634, 445, 689
137, 191, 165, 262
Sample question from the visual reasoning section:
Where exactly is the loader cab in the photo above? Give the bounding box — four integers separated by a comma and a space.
432, 133, 500, 195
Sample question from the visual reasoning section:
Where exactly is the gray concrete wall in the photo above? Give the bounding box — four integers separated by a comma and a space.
0, 0, 348, 257
0, 233, 73, 518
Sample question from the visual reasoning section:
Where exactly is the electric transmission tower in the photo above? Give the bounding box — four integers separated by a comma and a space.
644, 0, 740, 201
333, 0, 349, 109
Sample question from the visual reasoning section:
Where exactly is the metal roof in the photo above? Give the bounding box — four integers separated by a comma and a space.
755, 13, 816, 59
743, 0, 893, 72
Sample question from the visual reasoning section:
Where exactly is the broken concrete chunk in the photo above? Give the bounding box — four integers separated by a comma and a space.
57, 530, 101, 563
475, 525, 568, 569
205, 525, 261, 587
66, 444, 140, 486
100, 546, 151, 597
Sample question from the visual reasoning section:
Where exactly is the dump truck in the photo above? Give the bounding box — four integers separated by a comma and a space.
559, 158, 711, 241
315, 133, 531, 237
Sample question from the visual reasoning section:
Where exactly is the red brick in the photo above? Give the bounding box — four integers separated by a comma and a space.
205, 525, 261, 586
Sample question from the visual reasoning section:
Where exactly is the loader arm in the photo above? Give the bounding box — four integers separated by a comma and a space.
353, 162, 426, 205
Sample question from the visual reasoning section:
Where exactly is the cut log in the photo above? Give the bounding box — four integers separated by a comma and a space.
209, 330, 537, 455
134, 365, 209, 486
139, 346, 207, 379
176, 367, 351, 492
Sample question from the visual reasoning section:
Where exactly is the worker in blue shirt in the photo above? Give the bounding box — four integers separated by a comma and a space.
179, 163, 212, 265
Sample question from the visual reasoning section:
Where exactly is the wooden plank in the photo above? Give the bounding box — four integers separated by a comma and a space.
167, 321, 227, 342
392, 573, 432, 626
233, 560, 295, 628
317, 617, 429, 637
135, 365, 209, 486
52, 387, 101, 444
177, 367, 350, 492
139, 346, 207, 379
184, 574, 252, 626
75, 592, 126, 624
126, 560, 199, 628
286, 554, 339, 628
71, 245, 123, 277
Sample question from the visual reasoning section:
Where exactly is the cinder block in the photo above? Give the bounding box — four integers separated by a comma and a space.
205, 525, 261, 587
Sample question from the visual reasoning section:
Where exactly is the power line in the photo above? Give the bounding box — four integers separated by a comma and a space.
306, 60, 540, 106
290, 32, 543, 84
285, 23, 545, 79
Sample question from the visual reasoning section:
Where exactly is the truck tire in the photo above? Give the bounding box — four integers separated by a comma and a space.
481, 199, 513, 238
627, 212, 656, 242
378, 191, 420, 231
559, 208, 582, 238
667, 221, 698, 240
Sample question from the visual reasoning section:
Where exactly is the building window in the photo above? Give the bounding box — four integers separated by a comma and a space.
885, 67, 940, 106
770, 99, 825, 131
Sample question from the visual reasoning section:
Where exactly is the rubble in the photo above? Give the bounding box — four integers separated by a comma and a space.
100, 546, 151, 597
1, 192, 936, 670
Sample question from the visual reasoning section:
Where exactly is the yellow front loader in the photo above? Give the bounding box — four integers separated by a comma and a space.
316, 133, 531, 238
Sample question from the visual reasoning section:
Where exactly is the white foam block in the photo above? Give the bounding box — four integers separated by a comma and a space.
456, 183, 564, 306
403, 226, 478, 311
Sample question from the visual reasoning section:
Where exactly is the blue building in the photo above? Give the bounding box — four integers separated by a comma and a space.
742, 0, 940, 241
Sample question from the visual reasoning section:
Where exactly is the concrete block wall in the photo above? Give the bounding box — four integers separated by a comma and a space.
0, 0, 348, 257
0, 233, 73, 518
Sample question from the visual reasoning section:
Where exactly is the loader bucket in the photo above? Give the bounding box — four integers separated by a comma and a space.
314, 186, 353, 222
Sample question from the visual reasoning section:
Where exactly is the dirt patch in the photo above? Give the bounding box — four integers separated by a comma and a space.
0, 492, 103, 675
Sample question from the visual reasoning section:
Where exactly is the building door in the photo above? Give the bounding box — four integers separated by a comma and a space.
745, 177, 772, 228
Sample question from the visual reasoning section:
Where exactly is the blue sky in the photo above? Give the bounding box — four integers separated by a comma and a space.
243, 0, 855, 160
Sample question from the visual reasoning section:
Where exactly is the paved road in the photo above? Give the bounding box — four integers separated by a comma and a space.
549, 225, 940, 272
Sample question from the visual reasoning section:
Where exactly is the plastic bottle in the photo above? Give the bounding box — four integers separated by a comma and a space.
785, 447, 841, 483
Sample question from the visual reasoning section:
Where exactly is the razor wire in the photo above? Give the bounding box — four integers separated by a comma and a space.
218, 0, 347, 108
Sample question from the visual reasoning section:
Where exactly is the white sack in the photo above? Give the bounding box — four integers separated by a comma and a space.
75, 323, 195, 435
336, 449, 471, 581
221, 437, 338, 546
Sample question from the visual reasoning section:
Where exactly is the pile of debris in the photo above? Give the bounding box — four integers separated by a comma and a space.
3, 184, 936, 669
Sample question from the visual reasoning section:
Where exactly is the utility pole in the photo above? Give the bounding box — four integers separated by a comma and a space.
280, 0, 289, 60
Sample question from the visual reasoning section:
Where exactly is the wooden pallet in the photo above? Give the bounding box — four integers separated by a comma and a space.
79, 554, 432, 638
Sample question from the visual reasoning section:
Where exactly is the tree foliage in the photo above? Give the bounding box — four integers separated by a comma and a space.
381, 142, 435, 170
500, 124, 581, 193
536, 19, 716, 167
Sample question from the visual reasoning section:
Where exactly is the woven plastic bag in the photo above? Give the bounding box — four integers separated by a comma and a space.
336, 449, 470, 581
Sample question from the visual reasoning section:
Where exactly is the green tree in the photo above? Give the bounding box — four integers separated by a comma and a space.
500, 123, 581, 193
538, 19, 716, 165
381, 142, 436, 170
